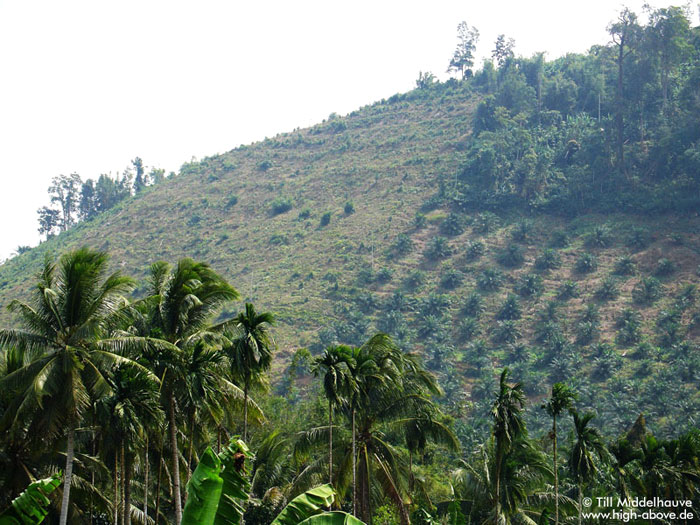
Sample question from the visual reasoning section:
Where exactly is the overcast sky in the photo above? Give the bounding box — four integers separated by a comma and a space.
0, 0, 691, 261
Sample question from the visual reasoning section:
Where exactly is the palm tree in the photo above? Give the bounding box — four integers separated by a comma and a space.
223, 302, 275, 442
311, 345, 354, 485
96, 364, 163, 525
568, 410, 609, 525
141, 258, 239, 524
0, 247, 144, 525
541, 382, 577, 525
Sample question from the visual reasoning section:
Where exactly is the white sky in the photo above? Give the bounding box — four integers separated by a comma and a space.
0, 0, 691, 261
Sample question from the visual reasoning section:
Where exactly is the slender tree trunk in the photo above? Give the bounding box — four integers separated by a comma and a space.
114, 453, 120, 525
616, 37, 625, 175
59, 428, 75, 525
124, 450, 132, 525
408, 450, 414, 492
352, 407, 356, 517
186, 412, 195, 487
578, 483, 583, 525
554, 416, 559, 525
329, 402, 333, 485
169, 393, 183, 524
217, 427, 222, 454
120, 444, 126, 525
155, 450, 163, 525
144, 436, 149, 524
91, 432, 95, 525
243, 381, 249, 443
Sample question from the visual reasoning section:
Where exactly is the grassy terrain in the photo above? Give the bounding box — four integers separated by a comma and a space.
0, 81, 698, 437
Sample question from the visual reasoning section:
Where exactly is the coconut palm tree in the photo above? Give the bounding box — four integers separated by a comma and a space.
140, 258, 239, 524
0, 247, 146, 525
541, 382, 577, 525
96, 364, 163, 525
222, 303, 275, 442
568, 410, 610, 525
311, 345, 354, 485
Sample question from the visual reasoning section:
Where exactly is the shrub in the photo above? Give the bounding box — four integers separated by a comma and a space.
585, 225, 613, 248
268, 234, 289, 246
440, 213, 465, 236
580, 303, 600, 324
595, 276, 620, 301
297, 208, 311, 220
356, 267, 375, 285
224, 195, 239, 209
375, 267, 393, 283
417, 314, 449, 341
355, 292, 379, 313
461, 291, 484, 318
403, 270, 426, 289
550, 230, 570, 248
390, 234, 413, 257
614, 255, 636, 276
675, 284, 697, 311
654, 258, 675, 277
655, 308, 684, 348
477, 268, 503, 292
424, 236, 452, 260
516, 273, 543, 298
419, 293, 451, 318
320, 211, 332, 226
557, 280, 580, 300
535, 249, 561, 271
615, 308, 642, 345
440, 268, 464, 289
414, 212, 427, 229
492, 320, 521, 344
465, 240, 485, 261
270, 197, 293, 215
632, 276, 663, 305
344, 201, 355, 215
511, 220, 533, 242
575, 252, 598, 273
257, 159, 272, 171
625, 227, 650, 251
497, 244, 525, 268
458, 318, 481, 342
474, 212, 500, 234
497, 294, 522, 320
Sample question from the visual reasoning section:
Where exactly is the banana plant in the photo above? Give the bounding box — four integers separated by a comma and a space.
0, 473, 62, 525
182, 440, 366, 525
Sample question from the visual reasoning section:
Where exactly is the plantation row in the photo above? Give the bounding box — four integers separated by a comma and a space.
1, 247, 699, 525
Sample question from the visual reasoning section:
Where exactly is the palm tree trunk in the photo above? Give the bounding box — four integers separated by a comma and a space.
120, 444, 126, 525
155, 450, 163, 525
243, 381, 249, 443
352, 407, 356, 517
186, 412, 195, 487
59, 428, 76, 525
578, 483, 583, 525
114, 453, 119, 525
124, 449, 132, 525
144, 436, 149, 524
329, 402, 333, 485
169, 393, 183, 524
554, 416, 559, 525
217, 427, 222, 454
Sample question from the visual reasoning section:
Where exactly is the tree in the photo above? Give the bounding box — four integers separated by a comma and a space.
568, 410, 609, 525
541, 383, 577, 525
492, 34, 515, 68
448, 21, 479, 79
48, 173, 82, 231
311, 345, 354, 485
79, 179, 98, 220
223, 302, 275, 442
37, 206, 60, 239
142, 258, 240, 524
608, 8, 639, 174
132, 157, 148, 193
0, 247, 144, 525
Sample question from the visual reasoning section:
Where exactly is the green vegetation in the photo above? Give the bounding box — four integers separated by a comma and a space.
1, 5, 700, 524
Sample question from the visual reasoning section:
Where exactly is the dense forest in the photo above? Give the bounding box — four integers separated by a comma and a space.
1, 4, 700, 525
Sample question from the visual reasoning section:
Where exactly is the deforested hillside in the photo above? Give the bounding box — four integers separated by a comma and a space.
1, 11, 700, 445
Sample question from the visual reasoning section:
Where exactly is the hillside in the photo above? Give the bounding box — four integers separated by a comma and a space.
2, 65, 700, 444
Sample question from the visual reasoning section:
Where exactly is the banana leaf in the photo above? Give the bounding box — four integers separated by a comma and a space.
181, 447, 224, 525
298, 511, 366, 525
270, 484, 336, 525
214, 439, 251, 525
0, 473, 62, 525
